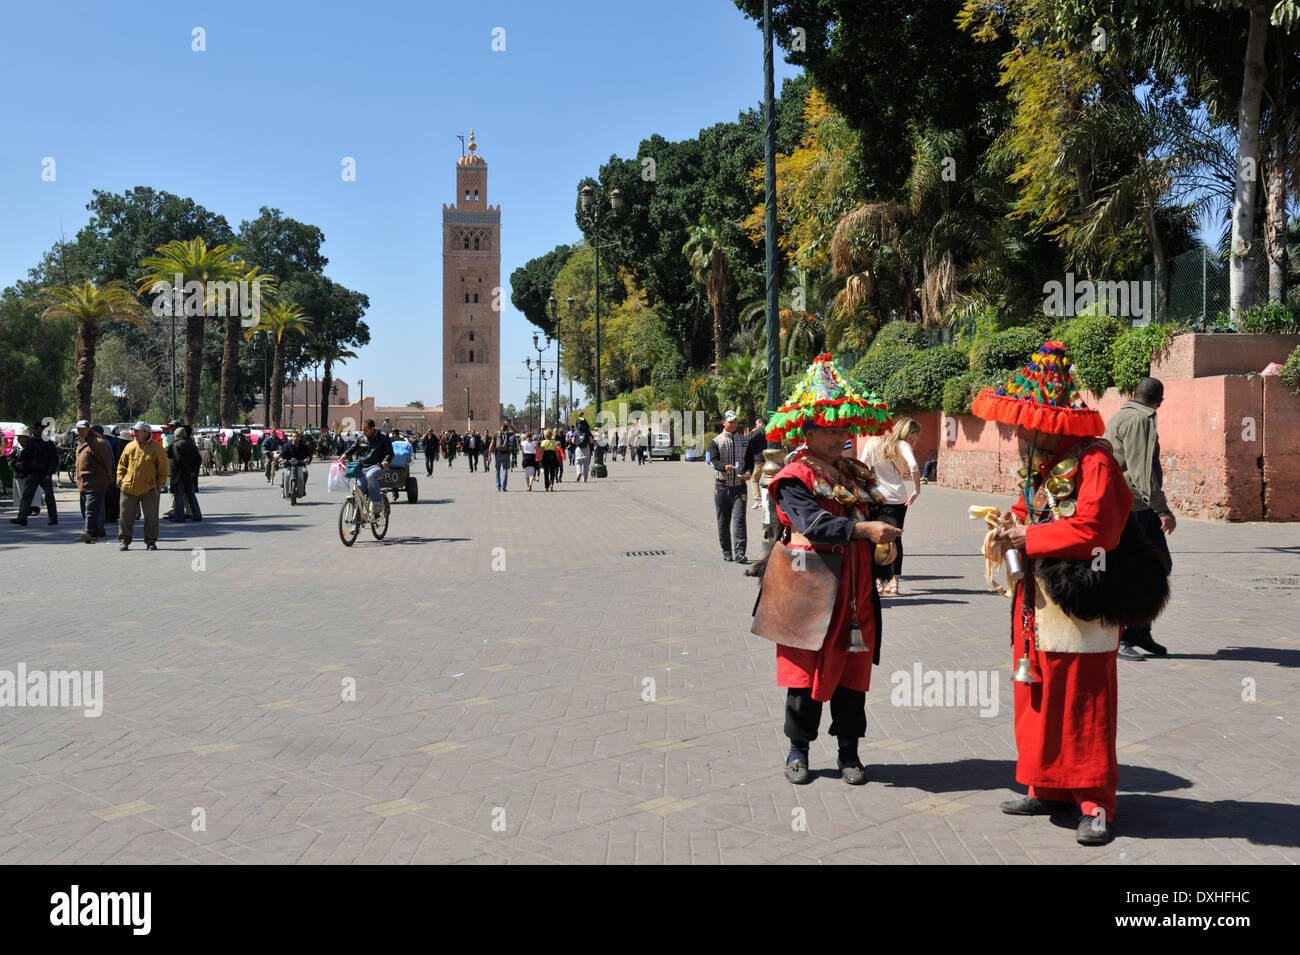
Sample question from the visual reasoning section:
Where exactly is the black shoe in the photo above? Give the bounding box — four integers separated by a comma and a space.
1117, 642, 1144, 661
735, 555, 749, 565
722, 553, 733, 562
119, 542, 129, 551
1131, 637, 1167, 656
9, 518, 26, 526
146, 542, 157, 551
1077, 812, 1114, 845
838, 757, 868, 785
48, 520, 57, 525
1000, 796, 1077, 815
784, 756, 811, 785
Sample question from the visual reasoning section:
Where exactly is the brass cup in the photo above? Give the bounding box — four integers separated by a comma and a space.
1050, 458, 1079, 480
1044, 475, 1074, 498
1055, 498, 1077, 518
874, 541, 896, 565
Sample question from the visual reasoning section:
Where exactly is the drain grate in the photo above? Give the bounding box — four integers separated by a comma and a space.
625, 550, 669, 558
1254, 576, 1300, 588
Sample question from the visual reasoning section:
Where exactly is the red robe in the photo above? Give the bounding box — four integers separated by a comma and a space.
1010, 439, 1132, 817
769, 456, 879, 700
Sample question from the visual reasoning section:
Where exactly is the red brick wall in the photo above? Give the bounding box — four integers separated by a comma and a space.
935, 374, 1300, 521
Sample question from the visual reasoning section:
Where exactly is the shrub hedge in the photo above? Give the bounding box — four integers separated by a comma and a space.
884, 346, 970, 413
852, 347, 915, 398
972, 327, 1042, 378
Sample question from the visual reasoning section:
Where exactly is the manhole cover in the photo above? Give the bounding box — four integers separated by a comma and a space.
625, 550, 669, 558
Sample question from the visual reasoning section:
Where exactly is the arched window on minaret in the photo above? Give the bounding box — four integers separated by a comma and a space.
464, 293, 469, 303
465, 190, 470, 202
473, 292, 478, 303
469, 331, 475, 341
463, 236, 470, 249
469, 349, 475, 363
474, 238, 480, 250
474, 189, 479, 202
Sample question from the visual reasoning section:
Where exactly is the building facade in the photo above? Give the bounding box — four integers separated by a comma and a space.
442, 130, 501, 433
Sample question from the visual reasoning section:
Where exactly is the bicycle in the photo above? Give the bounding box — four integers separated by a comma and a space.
338, 461, 389, 546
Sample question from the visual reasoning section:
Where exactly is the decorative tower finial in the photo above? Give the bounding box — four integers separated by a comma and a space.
468, 129, 477, 152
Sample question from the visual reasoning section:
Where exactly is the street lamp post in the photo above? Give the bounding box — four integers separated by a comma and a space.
566, 296, 574, 424
538, 368, 551, 430
358, 378, 364, 432
464, 386, 471, 432
579, 184, 623, 478
548, 295, 571, 427
259, 332, 270, 429
532, 332, 551, 429
524, 358, 534, 435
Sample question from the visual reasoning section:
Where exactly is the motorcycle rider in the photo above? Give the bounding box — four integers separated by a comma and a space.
262, 429, 282, 483
279, 429, 314, 499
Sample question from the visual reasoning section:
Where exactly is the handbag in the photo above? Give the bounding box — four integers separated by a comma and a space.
750, 542, 843, 651
328, 461, 350, 492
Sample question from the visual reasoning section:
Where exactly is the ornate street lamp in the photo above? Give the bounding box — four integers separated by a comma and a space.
579, 184, 623, 478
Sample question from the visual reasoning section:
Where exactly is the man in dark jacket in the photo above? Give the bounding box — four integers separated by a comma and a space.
262, 430, 282, 482
9, 424, 58, 526
168, 426, 203, 522
350, 419, 393, 517
1103, 377, 1175, 660
74, 420, 113, 541
745, 417, 768, 509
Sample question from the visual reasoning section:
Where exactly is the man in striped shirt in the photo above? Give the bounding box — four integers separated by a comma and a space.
710, 410, 751, 564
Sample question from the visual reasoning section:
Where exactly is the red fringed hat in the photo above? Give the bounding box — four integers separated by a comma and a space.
970, 341, 1104, 437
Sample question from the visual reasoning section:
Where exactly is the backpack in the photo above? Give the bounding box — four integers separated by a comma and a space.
574, 429, 589, 448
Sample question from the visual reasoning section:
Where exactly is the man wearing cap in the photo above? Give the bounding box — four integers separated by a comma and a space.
710, 411, 751, 563
74, 421, 113, 542
8, 424, 59, 527
974, 342, 1154, 845
116, 421, 169, 551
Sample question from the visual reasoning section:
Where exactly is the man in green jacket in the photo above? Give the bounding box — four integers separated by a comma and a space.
1103, 377, 1176, 660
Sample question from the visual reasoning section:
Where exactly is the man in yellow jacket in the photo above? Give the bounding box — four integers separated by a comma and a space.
117, 421, 169, 551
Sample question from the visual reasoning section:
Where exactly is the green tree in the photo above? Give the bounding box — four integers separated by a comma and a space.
683, 219, 735, 369
137, 238, 249, 424
244, 302, 313, 428
510, 244, 572, 334
34, 280, 148, 422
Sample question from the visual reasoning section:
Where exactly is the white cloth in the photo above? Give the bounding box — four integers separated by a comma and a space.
861, 437, 917, 504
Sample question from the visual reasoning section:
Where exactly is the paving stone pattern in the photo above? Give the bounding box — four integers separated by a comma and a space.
0, 456, 1296, 864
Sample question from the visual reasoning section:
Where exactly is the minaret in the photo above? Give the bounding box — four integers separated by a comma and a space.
442, 129, 501, 432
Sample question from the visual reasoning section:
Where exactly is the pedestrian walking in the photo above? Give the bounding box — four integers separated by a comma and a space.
710, 411, 751, 563
491, 423, 513, 491
521, 432, 538, 490
746, 418, 768, 508
74, 420, 112, 542
572, 417, 594, 482
1104, 377, 1176, 661
8, 424, 58, 526
168, 426, 203, 522
540, 429, 561, 491
860, 418, 921, 595
116, 421, 169, 551
424, 429, 437, 476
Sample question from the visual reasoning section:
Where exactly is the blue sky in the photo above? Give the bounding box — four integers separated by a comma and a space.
0, 0, 801, 411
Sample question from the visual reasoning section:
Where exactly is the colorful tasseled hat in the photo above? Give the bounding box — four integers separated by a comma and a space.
970, 341, 1104, 437
764, 353, 891, 442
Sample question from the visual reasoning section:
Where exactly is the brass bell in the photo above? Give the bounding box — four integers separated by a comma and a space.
1013, 640, 1039, 684
847, 622, 869, 653
874, 541, 897, 565
1050, 458, 1079, 480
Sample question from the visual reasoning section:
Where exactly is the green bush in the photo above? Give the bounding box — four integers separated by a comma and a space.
1112, 323, 1179, 394
852, 347, 914, 398
942, 371, 977, 417
1058, 314, 1125, 394
1281, 345, 1300, 397
973, 327, 1042, 378
651, 356, 687, 391
883, 346, 970, 413
1237, 303, 1300, 334
868, 319, 928, 353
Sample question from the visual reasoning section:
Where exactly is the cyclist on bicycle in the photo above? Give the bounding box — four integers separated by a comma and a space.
342, 419, 393, 518
280, 429, 314, 497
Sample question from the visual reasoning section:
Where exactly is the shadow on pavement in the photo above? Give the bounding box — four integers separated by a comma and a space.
1167, 647, 1300, 668
375, 536, 472, 546
1049, 795, 1300, 846
868, 758, 1192, 798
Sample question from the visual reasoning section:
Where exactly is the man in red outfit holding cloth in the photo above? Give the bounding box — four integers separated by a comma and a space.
751, 354, 901, 786
972, 342, 1133, 845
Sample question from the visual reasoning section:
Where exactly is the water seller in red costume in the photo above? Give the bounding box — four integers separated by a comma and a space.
750, 354, 901, 786
972, 342, 1168, 846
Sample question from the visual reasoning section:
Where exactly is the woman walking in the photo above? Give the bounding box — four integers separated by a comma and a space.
521, 432, 538, 490
540, 429, 561, 491
860, 417, 921, 595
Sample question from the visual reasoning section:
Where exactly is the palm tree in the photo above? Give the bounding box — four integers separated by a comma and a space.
138, 238, 248, 425
219, 265, 277, 426
312, 339, 358, 432
244, 302, 312, 428
738, 266, 841, 371
683, 220, 734, 370
714, 351, 767, 421
35, 280, 148, 421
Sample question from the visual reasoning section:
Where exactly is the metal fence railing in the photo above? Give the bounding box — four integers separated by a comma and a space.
1142, 247, 1269, 327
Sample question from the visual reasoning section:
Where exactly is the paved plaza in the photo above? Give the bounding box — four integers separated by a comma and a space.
0, 454, 1297, 864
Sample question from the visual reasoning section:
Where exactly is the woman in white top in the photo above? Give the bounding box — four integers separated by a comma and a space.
521, 435, 538, 490
861, 417, 921, 595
